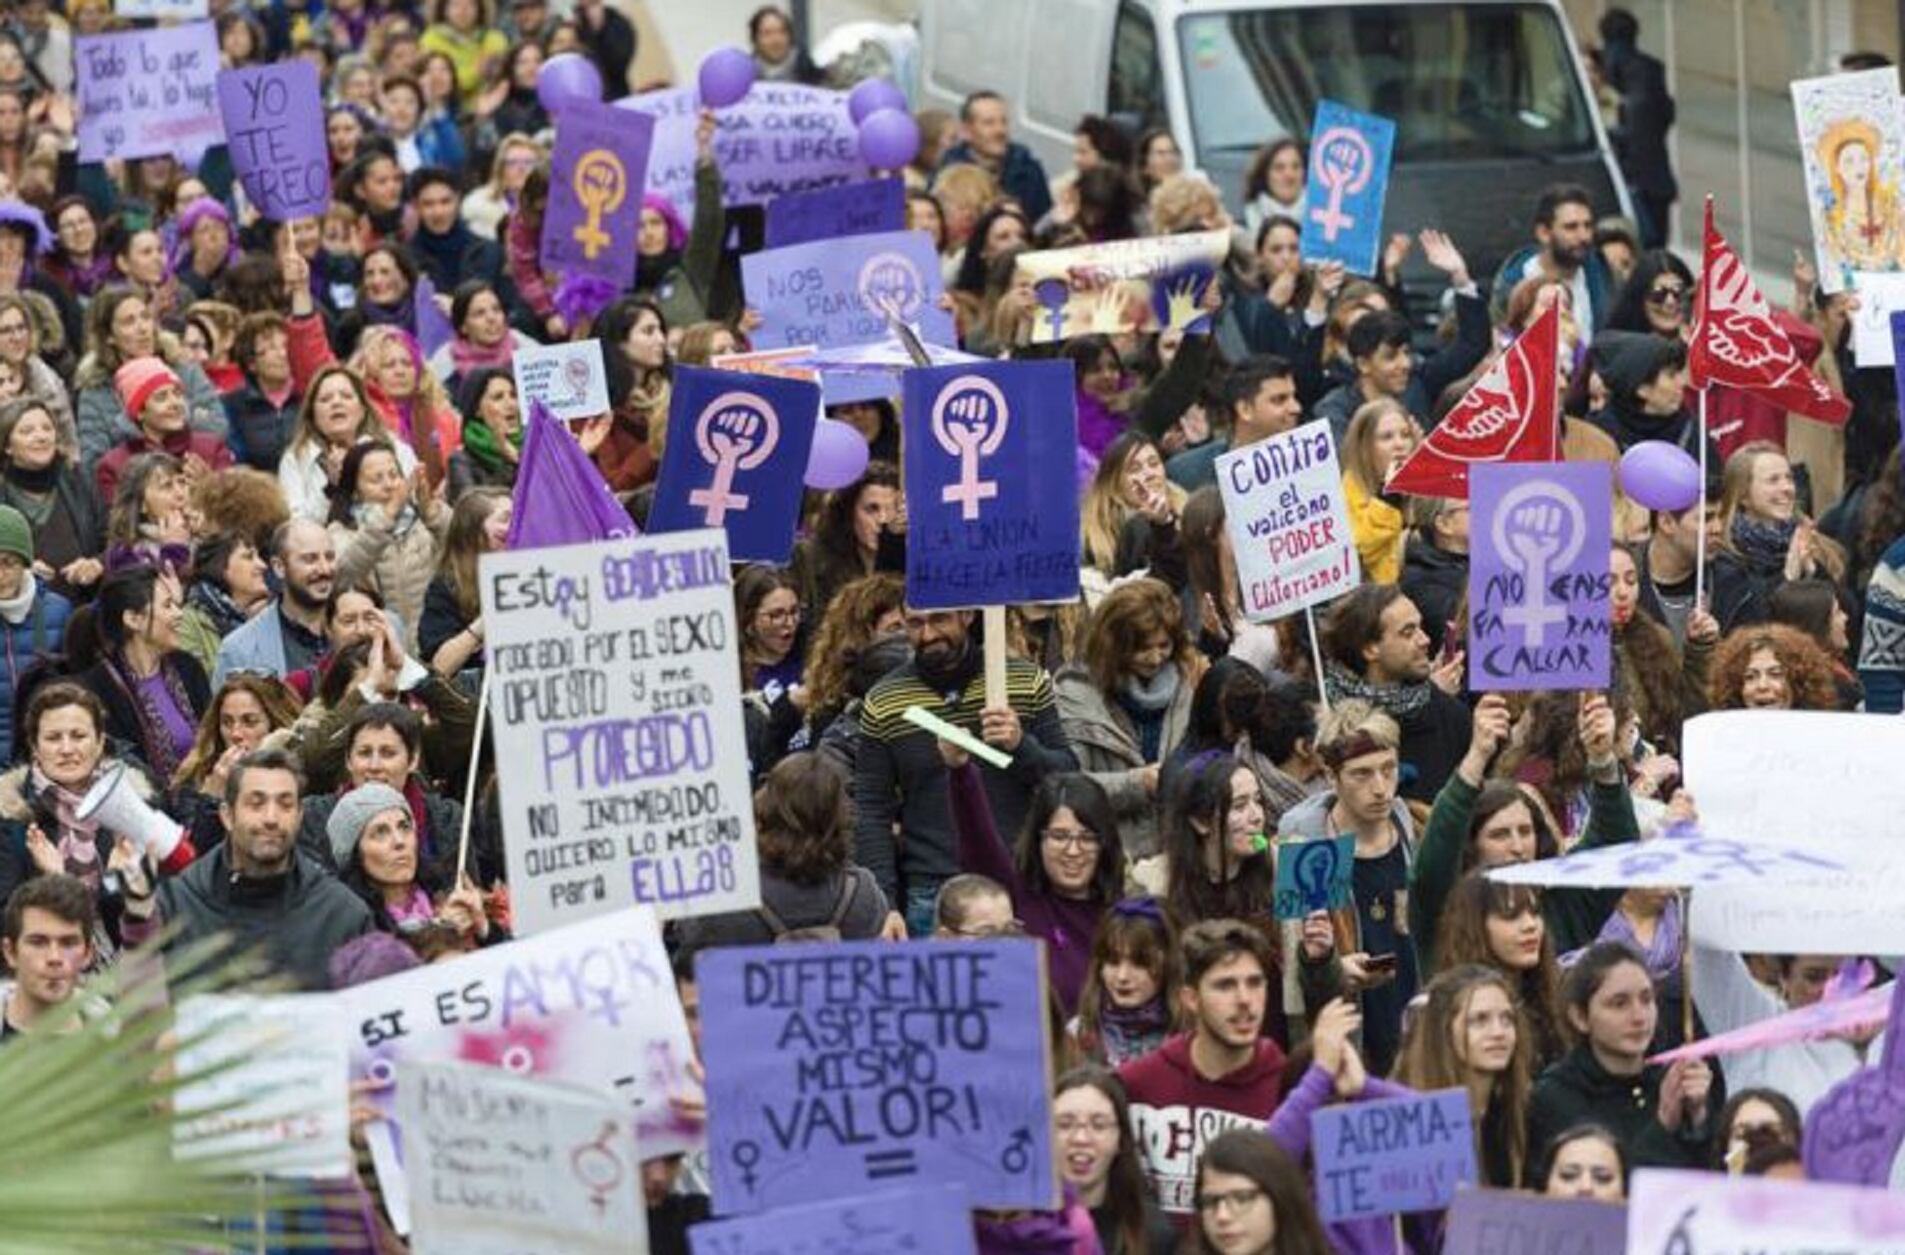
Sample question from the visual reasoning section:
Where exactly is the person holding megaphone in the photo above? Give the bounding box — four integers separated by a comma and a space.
0, 682, 195, 959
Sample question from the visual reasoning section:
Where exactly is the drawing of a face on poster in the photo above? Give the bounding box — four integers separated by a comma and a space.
1793, 68, 1905, 294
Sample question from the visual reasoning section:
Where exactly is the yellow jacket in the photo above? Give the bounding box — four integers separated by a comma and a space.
1343, 473, 1404, 584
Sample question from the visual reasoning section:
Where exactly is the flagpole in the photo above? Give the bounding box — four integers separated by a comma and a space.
1695, 387, 1708, 611
454, 670, 491, 886
1306, 605, 1331, 714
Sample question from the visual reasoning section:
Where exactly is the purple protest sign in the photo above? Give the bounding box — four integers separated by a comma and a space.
1445, 1188, 1624, 1255
1468, 461, 1612, 691
217, 61, 327, 221
1311, 1087, 1475, 1222
743, 229, 956, 352
505, 400, 636, 550
647, 365, 819, 564
697, 939, 1058, 1215
413, 274, 453, 359
689, 1184, 976, 1255
1805, 977, 1905, 1184
765, 177, 906, 249
903, 359, 1081, 609
541, 99, 655, 285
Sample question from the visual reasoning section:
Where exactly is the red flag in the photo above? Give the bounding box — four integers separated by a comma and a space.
1386, 301, 1560, 499
1688, 197, 1850, 424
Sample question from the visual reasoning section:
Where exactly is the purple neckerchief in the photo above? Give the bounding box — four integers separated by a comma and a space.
1562, 895, 1683, 994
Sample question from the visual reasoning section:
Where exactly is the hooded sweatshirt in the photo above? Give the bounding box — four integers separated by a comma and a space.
1117, 1031, 1286, 1219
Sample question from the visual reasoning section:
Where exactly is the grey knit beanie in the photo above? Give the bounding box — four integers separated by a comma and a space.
327, 783, 410, 869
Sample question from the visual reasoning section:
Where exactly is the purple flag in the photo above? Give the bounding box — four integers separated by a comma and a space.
540, 99, 655, 286
504, 400, 636, 550
216, 60, 329, 221
1468, 461, 1612, 691
413, 274, 453, 359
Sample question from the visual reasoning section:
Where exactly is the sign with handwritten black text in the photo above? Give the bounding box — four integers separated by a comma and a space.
698, 940, 1057, 1215
76, 23, 222, 162
479, 529, 760, 934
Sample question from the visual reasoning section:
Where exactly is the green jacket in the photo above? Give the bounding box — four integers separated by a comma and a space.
1409, 770, 1641, 963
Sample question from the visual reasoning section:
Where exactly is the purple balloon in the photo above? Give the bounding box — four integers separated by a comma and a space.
698, 46, 756, 109
858, 107, 920, 171
536, 52, 603, 113
1619, 440, 1702, 512
805, 417, 870, 490
848, 77, 907, 125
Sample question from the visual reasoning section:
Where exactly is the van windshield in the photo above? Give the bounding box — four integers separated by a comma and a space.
1176, 4, 1598, 163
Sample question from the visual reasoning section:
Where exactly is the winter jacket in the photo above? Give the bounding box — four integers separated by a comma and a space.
1409, 771, 1640, 965
1342, 474, 1404, 584
0, 581, 69, 762
0, 756, 184, 935
1118, 1032, 1286, 1217
222, 375, 300, 470
1399, 538, 1468, 656
0, 463, 106, 596
95, 427, 235, 504
151, 843, 373, 990
73, 653, 211, 779
1051, 662, 1195, 861
1490, 246, 1615, 334
852, 652, 1076, 907
676, 866, 890, 951
636, 161, 727, 331
285, 312, 462, 484
74, 358, 227, 472
1527, 1044, 1722, 1175
329, 506, 450, 654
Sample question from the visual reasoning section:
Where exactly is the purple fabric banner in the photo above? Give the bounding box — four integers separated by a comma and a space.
765, 177, 906, 249
540, 99, 655, 285
697, 939, 1058, 1216
504, 400, 636, 550
1311, 1087, 1475, 1222
648, 365, 819, 564
216, 60, 328, 221
1468, 461, 1613, 691
413, 274, 453, 359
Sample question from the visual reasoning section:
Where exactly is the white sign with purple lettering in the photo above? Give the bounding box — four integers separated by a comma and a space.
478, 529, 760, 935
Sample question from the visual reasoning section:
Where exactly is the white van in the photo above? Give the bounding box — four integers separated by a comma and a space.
919, 0, 1631, 308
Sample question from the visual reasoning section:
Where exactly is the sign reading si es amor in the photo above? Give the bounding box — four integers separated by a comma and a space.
77, 22, 222, 163
1311, 1087, 1476, 1222
689, 1183, 977, 1255
339, 907, 699, 1233
216, 61, 328, 221
1216, 419, 1358, 621
616, 84, 867, 223
479, 529, 759, 934
397, 1060, 646, 1255
902, 360, 1081, 609
697, 940, 1058, 1215
743, 229, 956, 352
1468, 461, 1612, 691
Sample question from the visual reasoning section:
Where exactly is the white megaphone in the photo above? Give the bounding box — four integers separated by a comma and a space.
77, 761, 186, 864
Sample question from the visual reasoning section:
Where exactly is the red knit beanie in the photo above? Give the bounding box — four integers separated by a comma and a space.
113, 356, 181, 421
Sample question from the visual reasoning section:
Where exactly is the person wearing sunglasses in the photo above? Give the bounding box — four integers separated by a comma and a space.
1604, 250, 1695, 340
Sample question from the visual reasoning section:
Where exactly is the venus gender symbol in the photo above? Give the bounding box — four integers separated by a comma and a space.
1309, 126, 1374, 242
1491, 478, 1586, 647
931, 375, 1010, 520
570, 148, 627, 259
690, 391, 781, 525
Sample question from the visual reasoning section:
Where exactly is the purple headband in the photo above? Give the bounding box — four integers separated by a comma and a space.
1109, 897, 1165, 926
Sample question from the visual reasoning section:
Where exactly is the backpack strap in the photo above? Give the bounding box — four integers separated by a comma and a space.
826, 874, 859, 928
753, 899, 791, 939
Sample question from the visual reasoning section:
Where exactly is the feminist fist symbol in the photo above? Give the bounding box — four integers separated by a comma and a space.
690, 392, 781, 525
1309, 126, 1374, 241
932, 376, 1009, 520
1492, 479, 1585, 646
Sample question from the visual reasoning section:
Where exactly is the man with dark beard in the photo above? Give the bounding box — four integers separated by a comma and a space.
1489, 183, 1615, 342
853, 606, 1077, 936
213, 518, 337, 685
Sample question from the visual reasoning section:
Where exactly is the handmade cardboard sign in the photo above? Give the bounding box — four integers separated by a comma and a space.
1311, 1088, 1475, 1222
1468, 461, 1612, 691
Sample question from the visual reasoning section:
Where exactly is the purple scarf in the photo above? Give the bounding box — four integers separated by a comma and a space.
1075, 387, 1126, 459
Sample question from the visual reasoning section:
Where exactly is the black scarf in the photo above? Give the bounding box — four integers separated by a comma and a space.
4, 459, 58, 494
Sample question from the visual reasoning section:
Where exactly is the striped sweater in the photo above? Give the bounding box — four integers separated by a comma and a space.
852, 655, 1077, 904
1859, 534, 1905, 713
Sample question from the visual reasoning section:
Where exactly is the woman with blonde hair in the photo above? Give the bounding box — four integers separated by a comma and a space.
460, 133, 543, 241
932, 163, 999, 281
277, 363, 419, 521
1394, 963, 1532, 1188
1056, 577, 1205, 859
172, 672, 303, 847
1717, 440, 1846, 593
1340, 397, 1416, 584
1081, 430, 1185, 578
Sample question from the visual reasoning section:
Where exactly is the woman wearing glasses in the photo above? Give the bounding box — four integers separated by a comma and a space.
942, 728, 1122, 1012
1053, 1066, 1176, 1255
1186, 1128, 1334, 1255
1605, 250, 1694, 339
